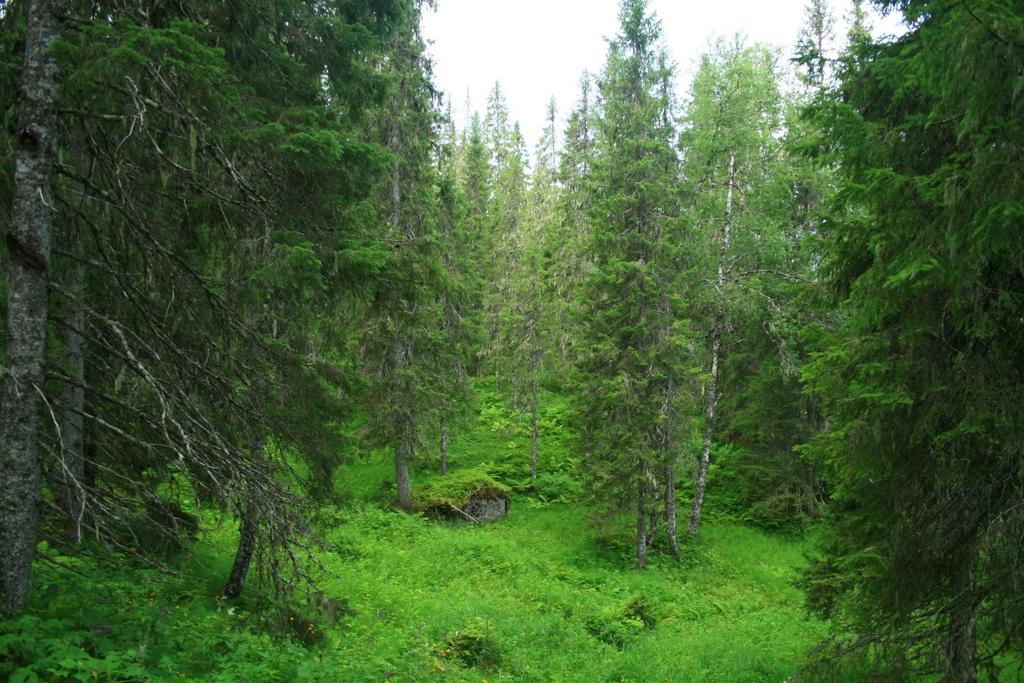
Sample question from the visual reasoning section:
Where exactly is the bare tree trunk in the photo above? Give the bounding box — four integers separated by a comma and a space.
224, 508, 258, 598
664, 463, 680, 558
395, 423, 413, 510
223, 437, 264, 599
689, 152, 734, 537
689, 324, 722, 536
636, 480, 648, 569
59, 232, 87, 545
439, 417, 448, 476
0, 0, 62, 612
529, 372, 538, 481
391, 333, 414, 510
945, 562, 978, 683
646, 506, 657, 548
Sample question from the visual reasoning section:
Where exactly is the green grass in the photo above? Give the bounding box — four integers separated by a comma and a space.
1, 382, 838, 682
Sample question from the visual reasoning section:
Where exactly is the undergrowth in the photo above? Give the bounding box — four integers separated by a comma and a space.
0, 381, 865, 681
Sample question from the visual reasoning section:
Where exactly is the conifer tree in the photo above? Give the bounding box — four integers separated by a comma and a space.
454, 111, 491, 380
795, 0, 835, 91
800, 1, 1024, 678
577, 0, 685, 567
498, 102, 560, 480
547, 75, 597, 370
481, 113, 528, 388
2, 0, 410, 605
361, 0, 448, 511
435, 104, 477, 476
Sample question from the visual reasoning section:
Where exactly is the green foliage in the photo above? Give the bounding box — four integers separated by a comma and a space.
1, 383, 841, 682
585, 595, 658, 648
575, 0, 688, 548
521, 471, 583, 505
0, 613, 147, 683
678, 36, 828, 536
8, 0, 1023, 677
798, 0, 1024, 676
706, 443, 819, 531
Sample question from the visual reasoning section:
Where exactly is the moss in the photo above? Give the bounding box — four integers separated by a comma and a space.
414, 467, 510, 517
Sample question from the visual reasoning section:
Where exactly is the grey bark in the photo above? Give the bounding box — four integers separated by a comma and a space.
645, 506, 657, 548
945, 562, 978, 683
0, 0, 62, 612
439, 417, 448, 476
223, 507, 257, 599
689, 152, 734, 537
59, 231, 87, 545
392, 336, 413, 511
394, 415, 413, 510
391, 333, 414, 510
636, 481, 648, 569
529, 373, 538, 481
224, 437, 265, 598
664, 463, 680, 558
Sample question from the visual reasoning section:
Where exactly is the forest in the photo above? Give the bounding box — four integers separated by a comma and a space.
0, 0, 1021, 680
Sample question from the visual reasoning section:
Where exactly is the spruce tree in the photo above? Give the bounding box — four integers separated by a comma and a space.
361, 0, 448, 511
547, 75, 597, 371
800, 1, 1024, 678
1, 0, 410, 605
498, 102, 560, 480
577, 0, 685, 567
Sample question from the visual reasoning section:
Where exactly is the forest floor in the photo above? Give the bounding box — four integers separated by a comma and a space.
3, 385, 841, 682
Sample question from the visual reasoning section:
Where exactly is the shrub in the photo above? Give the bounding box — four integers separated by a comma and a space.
436, 618, 501, 669
585, 595, 658, 648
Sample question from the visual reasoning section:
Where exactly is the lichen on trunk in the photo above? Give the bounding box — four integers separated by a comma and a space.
0, 0, 63, 611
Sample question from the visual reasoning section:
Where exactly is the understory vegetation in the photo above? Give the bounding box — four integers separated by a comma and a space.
2, 385, 828, 682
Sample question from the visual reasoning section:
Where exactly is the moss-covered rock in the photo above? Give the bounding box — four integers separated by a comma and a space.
415, 468, 510, 522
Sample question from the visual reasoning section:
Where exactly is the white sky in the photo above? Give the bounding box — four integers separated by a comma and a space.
422, 0, 905, 151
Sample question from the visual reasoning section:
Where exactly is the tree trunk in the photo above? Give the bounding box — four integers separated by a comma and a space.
392, 334, 414, 511
224, 507, 258, 599
395, 425, 413, 510
689, 152, 734, 537
59, 233, 87, 545
646, 506, 657, 548
223, 437, 264, 598
945, 562, 978, 683
636, 481, 648, 569
0, 0, 62, 612
689, 323, 721, 536
439, 417, 448, 476
529, 374, 538, 481
665, 463, 680, 558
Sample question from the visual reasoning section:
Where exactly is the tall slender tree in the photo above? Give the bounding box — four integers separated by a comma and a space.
362, 0, 447, 511
577, 0, 685, 567
680, 41, 790, 536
